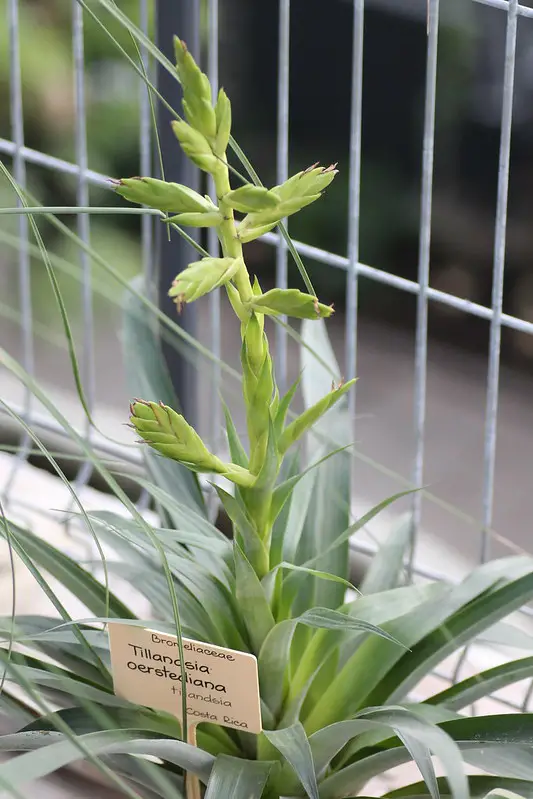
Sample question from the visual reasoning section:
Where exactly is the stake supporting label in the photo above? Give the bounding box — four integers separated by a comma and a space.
108, 622, 262, 734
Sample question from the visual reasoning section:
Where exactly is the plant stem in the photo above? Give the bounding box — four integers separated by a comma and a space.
213, 160, 253, 302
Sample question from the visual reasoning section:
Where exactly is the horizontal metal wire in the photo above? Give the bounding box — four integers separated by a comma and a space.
2, 138, 533, 338
473, 0, 533, 18
0, 137, 111, 188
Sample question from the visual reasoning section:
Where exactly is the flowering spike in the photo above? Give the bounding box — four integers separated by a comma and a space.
130, 400, 255, 487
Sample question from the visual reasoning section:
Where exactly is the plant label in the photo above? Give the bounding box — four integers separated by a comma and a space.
108, 622, 262, 734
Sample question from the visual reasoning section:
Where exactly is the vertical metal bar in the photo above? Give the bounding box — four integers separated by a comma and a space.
409, 0, 440, 577
72, 1, 94, 491
345, 0, 364, 535
8, 0, 33, 444
480, 0, 517, 562
345, 0, 364, 410
139, 0, 153, 294
207, 0, 222, 456
155, 0, 199, 426
136, 0, 153, 513
275, 0, 290, 393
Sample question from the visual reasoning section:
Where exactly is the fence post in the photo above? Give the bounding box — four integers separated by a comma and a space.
155, 0, 200, 426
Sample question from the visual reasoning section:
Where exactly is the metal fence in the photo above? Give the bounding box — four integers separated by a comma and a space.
1, 0, 533, 709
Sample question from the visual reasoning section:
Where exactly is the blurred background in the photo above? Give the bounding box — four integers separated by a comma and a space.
2, 0, 533, 576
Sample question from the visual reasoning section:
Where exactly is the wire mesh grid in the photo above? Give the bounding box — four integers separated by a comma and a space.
1, 0, 533, 715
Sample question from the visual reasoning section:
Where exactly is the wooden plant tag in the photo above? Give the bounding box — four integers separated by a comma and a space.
108, 622, 262, 734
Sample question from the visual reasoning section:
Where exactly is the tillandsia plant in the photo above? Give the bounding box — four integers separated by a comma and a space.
4, 31, 533, 799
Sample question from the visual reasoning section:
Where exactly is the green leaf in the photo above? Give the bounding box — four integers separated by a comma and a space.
303, 557, 533, 733
279, 381, 354, 456
21, 705, 235, 758
272, 562, 356, 595
223, 401, 249, 468
269, 445, 352, 528
317, 709, 468, 799
270, 449, 301, 570
258, 620, 295, 719
0, 521, 133, 621
288, 582, 445, 708
122, 274, 205, 516
326, 713, 533, 797
374, 563, 533, 707
359, 707, 467, 799
282, 459, 317, 565
0, 660, 129, 711
234, 541, 275, 653
360, 513, 414, 594
214, 485, 267, 576
258, 608, 402, 720
204, 754, 273, 799
0, 729, 214, 788
274, 375, 301, 439
295, 319, 352, 612
264, 722, 319, 799
427, 656, 533, 711
386, 776, 533, 799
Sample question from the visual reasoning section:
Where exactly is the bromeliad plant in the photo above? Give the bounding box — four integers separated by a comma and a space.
4, 31, 533, 799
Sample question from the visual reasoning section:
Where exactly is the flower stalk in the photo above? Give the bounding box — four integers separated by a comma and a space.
120, 36, 355, 585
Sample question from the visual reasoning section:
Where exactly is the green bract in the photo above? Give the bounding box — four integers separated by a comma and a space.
115, 177, 215, 214
130, 400, 255, 487
1, 23, 531, 799
168, 257, 243, 306
246, 288, 334, 319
